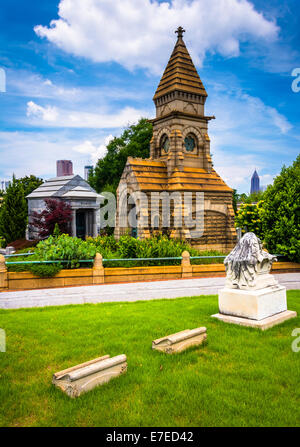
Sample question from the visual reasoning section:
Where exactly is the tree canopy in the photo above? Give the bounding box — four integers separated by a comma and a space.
0, 176, 28, 244
260, 154, 300, 262
16, 175, 43, 198
30, 198, 72, 239
89, 118, 153, 195
0, 175, 43, 244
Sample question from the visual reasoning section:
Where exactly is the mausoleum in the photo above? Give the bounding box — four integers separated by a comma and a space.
27, 163, 102, 240
115, 27, 236, 251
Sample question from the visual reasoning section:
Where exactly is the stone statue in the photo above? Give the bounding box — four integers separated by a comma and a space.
224, 232, 277, 290
212, 232, 296, 328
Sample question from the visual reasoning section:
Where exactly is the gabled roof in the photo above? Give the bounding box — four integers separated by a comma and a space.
153, 31, 207, 101
27, 175, 103, 200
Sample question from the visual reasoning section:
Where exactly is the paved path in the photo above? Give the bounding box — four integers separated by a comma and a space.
0, 273, 299, 310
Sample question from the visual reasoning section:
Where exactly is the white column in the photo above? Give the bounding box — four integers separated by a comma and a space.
93, 209, 98, 238
71, 209, 76, 237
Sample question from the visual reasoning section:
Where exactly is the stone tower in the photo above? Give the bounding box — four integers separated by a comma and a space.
114, 28, 236, 251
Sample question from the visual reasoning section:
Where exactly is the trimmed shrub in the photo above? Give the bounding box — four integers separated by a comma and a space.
29, 263, 62, 278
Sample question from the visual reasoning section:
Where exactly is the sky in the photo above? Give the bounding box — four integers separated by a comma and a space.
0, 0, 299, 193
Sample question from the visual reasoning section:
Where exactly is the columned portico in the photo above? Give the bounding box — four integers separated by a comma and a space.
71, 206, 100, 239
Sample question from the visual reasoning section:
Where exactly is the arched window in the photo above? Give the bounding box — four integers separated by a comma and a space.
160, 134, 170, 154
184, 134, 197, 152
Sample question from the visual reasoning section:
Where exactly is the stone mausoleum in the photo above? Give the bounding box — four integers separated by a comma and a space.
115, 27, 236, 252
27, 161, 102, 240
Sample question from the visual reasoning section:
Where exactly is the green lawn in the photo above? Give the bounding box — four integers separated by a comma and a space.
0, 291, 299, 427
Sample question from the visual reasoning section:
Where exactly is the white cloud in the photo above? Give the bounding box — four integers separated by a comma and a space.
26, 101, 149, 128
0, 131, 115, 180
27, 101, 58, 122
207, 85, 292, 141
34, 0, 278, 74
10, 71, 79, 100
205, 82, 293, 192
73, 135, 114, 163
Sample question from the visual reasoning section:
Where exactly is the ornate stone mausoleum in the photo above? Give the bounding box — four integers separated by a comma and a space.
115, 27, 236, 251
27, 172, 102, 240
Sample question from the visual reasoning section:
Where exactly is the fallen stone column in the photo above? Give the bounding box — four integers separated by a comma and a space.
53, 354, 127, 398
152, 327, 207, 354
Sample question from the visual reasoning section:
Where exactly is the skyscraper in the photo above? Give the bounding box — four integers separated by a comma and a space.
56, 160, 73, 177
250, 170, 260, 194
84, 165, 93, 181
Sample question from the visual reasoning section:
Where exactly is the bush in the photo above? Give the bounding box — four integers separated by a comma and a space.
6, 233, 228, 273
34, 234, 97, 268
28, 263, 62, 278
89, 234, 226, 267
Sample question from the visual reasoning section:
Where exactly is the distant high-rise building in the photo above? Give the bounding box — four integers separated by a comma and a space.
56, 160, 73, 177
250, 170, 260, 194
84, 165, 93, 181
0, 180, 11, 192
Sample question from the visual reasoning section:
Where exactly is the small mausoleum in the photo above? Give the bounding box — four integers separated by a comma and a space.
114, 27, 236, 252
27, 161, 102, 240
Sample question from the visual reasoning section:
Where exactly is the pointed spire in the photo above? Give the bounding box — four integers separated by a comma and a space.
153, 27, 207, 101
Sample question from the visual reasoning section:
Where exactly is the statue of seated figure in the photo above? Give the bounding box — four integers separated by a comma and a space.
224, 232, 278, 290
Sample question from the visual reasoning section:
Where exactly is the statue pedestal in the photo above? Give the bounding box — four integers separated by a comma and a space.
212, 310, 297, 331
212, 285, 297, 330
218, 284, 287, 320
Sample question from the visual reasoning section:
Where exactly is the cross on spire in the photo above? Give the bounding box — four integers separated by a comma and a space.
175, 26, 185, 39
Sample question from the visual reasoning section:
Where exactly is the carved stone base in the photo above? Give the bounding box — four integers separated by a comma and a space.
53, 354, 127, 398
152, 327, 207, 354
212, 310, 297, 331
218, 285, 287, 320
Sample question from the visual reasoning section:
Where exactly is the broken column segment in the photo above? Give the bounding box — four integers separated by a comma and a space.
53, 354, 127, 398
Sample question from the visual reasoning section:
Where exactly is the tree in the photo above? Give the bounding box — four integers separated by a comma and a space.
235, 201, 264, 239
16, 175, 43, 197
30, 199, 72, 239
236, 190, 265, 205
89, 118, 153, 195
232, 189, 238, 214
260, 155, 300, 262
0, 176, 28, 244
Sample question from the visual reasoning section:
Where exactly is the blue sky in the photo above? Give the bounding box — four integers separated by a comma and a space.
0, 0, 299, 193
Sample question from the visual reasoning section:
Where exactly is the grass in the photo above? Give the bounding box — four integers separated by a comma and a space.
0, 291, 299, 427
